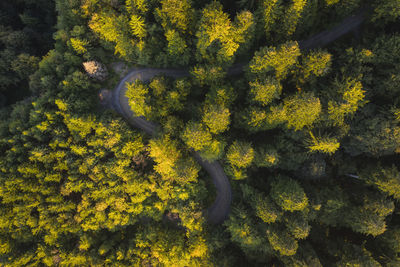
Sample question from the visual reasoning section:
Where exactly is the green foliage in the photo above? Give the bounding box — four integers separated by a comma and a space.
345, 113, 400, 157
198, 138, 226, 161
361, 165, 400, 200
270, 177, 308, 212
255, 146, 279, 168
266, 226, 298, 256
191, 65, 226, 86
372, 0, 400, 23
225, 207, 271, 254
285, 213, 310, 239
2, 0, 400, 265
165, 29, 188, 57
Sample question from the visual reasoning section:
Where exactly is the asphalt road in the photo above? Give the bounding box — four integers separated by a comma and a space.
111, 68, 232, 224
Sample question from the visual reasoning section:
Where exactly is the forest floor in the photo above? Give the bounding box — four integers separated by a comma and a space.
105, 66, 232, 224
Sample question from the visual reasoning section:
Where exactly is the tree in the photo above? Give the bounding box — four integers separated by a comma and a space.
125, 79, 152, 117
195, 1, 254, 63
344, 112, 400, 157
261, 0, 280, 38
190, 65, 226, 86
182, 122, 213, 151
270, 177, 308, 212
249, 77, 282, 106
360, 165, 400, 200
70, 38, 89, 54
226, 141, 254, 168
328, 78, 365, 126
282, 92, 321, 131
281, 0, 307, 38
372, 0, 400, 23
298, 50, 331, 84
285, 213, 310, 239
224, 207, 273, 257
155, 0, 195, 34
249, 41, 301, 80
307, 132, 340, 154
266, 225, 299, 256
254, 146, 279, 168
202, 104, 230, 134
241, 184, 282, 224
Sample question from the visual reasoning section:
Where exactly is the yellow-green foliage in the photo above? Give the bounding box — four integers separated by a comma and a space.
89, 12, 124, 43
328, 79, 365, 126
89, 11, 135, 57
126, 0, 148, 14
165, 29, 187, 56
125, 80, 151, 117
249, 42, 301, 80
363, 165, 400, 200
196, 1, 254, 62
198, 138, 226, 161
266, 226, 299, 256
255, 198, 282, 223
156, 0, 194, 33
182, 122, 213, 151
282, 0, 307, 37
325, 0, 340, 5
129, 14, 146, 38
255, 147, 279, 167
283, 92, 321, 131
149, 134, 181, 177
149, 134, 199, 182
270, 177, 308, 212
227, 141, 254, 168
262, 0, 280, 37
202, 104, 230, 134
249, 77, 282, 106
70, 38, 89, 54
191, 65, 226, 86
308, 132, 340, 154
299, 50, 332, 82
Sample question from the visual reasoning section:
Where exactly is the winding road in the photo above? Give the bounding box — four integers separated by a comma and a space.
109, 68, 232, 224
105, 9, 365, 225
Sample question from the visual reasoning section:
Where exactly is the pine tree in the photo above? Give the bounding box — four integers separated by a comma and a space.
202, 104, 230, 134
226, 141, 255, 168
282, 92, 321, 131
249, 41, 301, 80
270, 177, 308, 212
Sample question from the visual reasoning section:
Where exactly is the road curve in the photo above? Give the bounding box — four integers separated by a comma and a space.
111, 67, 232, 224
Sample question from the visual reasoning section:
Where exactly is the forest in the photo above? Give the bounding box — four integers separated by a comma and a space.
1, 0, 400, 266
